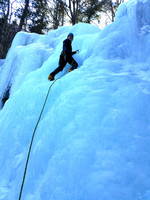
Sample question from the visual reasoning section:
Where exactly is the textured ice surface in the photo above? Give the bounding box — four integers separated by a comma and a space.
0, 0, 150, 200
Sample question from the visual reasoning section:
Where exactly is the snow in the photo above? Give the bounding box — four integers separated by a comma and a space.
0, 0, 150, 200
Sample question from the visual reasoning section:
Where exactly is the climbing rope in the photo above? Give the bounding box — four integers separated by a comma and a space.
18, 79, 58, 200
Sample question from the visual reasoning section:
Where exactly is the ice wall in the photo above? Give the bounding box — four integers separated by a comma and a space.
0, 0, 150, 200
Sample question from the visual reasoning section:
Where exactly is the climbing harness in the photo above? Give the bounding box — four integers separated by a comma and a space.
18, 79, 58, 200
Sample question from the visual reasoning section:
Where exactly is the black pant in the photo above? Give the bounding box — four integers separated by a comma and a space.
50, 54, 78, 77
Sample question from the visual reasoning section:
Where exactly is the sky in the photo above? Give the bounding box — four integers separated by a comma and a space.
9, 0, 129, 29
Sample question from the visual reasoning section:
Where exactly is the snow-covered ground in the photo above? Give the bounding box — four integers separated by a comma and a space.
0, 0, 150, 200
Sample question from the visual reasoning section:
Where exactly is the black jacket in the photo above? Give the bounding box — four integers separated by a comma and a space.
62, 39, 76, 58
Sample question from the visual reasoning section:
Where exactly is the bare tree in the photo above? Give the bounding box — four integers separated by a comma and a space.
28, 0, 50, 33
102, 0, 124, 22
64, 0, 80, 25
18, 0, 30, 31
78, 0, 105, 23
0, 0, 18, 58
48, 0, 66, 29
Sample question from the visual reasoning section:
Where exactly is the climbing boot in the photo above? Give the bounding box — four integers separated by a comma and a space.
48, 74, 54, 81
68, 68, 74, 72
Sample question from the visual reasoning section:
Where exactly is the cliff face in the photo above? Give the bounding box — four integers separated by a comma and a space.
0, 1, 150, 200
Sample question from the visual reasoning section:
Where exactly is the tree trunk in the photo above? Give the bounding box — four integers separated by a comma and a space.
18, 0, 30, 31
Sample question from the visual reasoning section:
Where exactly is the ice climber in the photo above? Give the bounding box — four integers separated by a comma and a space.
48, 33, 79, 81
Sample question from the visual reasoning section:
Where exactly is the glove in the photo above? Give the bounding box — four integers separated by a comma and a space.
76, 50, 80, 54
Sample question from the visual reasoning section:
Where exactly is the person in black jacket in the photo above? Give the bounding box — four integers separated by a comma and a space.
48, 33, 79, 81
